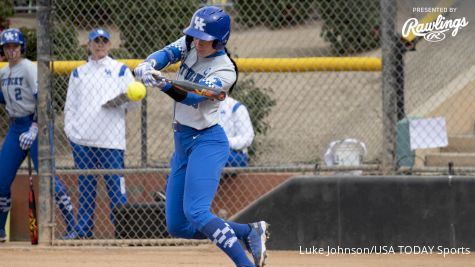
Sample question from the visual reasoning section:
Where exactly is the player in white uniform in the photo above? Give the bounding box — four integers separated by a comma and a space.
0, 28, 75, 241
219, 96, 255, 167
63, 28, 136, 239
135, 6, 268, 267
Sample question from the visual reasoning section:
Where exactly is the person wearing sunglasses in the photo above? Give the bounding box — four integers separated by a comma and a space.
63, 28, 137, 239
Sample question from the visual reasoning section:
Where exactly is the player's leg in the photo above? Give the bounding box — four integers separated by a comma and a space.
70, 142, 97, 238
29, 139, 76, 237
165, 136, 200, 239
226, 221, 252, 239
53, 176, 76, 237
224, 149, 249, 179
223, 152, 270, 267
100, 148, 127, 224
226, 149, 249, 167
0, 128, 28, 241
184, 126, 254, 267
229, 220, 270, 267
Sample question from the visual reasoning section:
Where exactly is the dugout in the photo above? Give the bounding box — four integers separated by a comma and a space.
232, 175, 475, 250
9, 172, 294, 241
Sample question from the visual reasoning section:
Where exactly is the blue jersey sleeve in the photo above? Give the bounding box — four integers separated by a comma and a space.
0, 90, 5, 104
145, 36, 187, 71
180, 93, 208, 106
178, 77, 223, 106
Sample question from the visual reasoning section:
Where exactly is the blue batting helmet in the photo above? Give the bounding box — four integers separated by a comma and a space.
183, 6, 231, 50
0, 28, 26, 55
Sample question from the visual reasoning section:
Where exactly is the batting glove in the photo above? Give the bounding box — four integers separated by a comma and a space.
148, 71, 171, 91
19, 123, 38, 150
134, 62, 169, 89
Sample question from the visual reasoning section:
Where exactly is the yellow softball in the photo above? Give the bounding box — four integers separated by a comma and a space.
126, 81, 147, 101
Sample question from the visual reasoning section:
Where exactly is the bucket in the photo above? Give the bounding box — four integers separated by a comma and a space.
324, 139, 367, 167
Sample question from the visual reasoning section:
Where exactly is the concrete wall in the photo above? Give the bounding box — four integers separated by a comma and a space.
233, 175, 475, 250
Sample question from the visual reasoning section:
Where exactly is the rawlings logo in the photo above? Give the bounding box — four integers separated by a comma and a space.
401, 15, 468, 42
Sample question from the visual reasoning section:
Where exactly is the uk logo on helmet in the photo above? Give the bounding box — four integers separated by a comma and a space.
194, 17, 206, 31
4, 32, 15, 41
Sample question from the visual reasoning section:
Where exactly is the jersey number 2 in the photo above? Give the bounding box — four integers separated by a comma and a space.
14, 88, 22, 100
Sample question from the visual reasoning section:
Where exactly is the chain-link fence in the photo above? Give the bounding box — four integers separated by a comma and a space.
1, 0, 474, 245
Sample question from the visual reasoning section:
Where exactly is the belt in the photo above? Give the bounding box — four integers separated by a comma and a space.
172, 121, 197, 132
172, 122, 218, 132
9, 114, 34, 124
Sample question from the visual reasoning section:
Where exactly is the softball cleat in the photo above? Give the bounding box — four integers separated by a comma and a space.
245, 221, 270, 267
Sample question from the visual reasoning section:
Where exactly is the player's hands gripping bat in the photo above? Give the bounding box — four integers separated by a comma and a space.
149, 70, 226, 101
27, 152, 38, 245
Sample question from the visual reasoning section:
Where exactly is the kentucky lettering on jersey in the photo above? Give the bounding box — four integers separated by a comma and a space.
1, 77, 24, 87
179, 63, 205, 84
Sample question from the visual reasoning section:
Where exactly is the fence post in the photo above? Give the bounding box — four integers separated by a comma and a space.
380, 0, 398, 172
37, 0, 54, 245
141, 97, 148, 167
395, 38, 407, 122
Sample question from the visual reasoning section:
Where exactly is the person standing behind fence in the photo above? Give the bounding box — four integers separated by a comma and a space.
63, 28, 136, 239
0, 28, 75, 241
134, 6, 269, 267
219, 96, 254, 167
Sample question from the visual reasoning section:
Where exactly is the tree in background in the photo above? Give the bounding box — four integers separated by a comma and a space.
110, 0, 199, 59
54, 0, 113, 28
19, 27, 36, 60
53, 0, 198, 59
232, 78, 276, 162
316, 0, 380, 54
235, 0, 380, 55
235, 0, 316, 29
0, 0, 14, 31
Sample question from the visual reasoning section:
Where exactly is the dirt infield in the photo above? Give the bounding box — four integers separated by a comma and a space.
0, 243, 473, 267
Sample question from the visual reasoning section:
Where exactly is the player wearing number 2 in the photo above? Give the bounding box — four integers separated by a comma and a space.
0, 28, 75, 242
134, 6, 269, 267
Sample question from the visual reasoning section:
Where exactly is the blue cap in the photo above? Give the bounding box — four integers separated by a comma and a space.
88, 28, 110, 41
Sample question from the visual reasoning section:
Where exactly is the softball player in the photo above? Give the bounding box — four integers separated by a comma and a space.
218, 96, 255, 167
135, 6, 268, 267
0, 28, 75, 241
64, 28, 135, 239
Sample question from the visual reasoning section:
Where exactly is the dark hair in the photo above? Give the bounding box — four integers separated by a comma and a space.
224, 47, 238, 95
185, 35, 239, 95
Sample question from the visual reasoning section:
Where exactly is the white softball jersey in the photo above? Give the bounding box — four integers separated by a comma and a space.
0, 59, 37, 117
163, 36, 237, 130
218, 96, 255, 152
